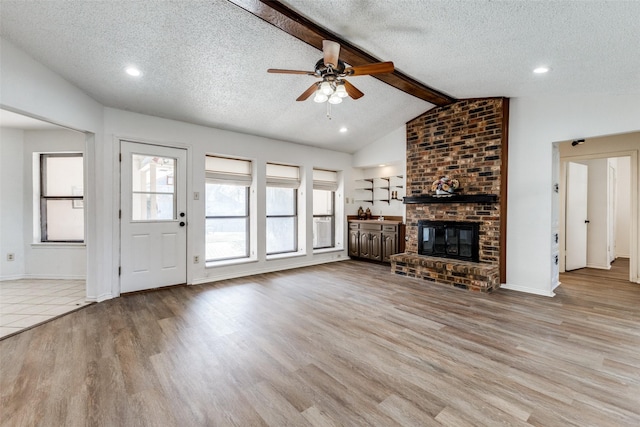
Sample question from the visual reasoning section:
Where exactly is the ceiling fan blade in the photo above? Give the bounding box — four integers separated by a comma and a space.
323, 40, 340, 68
345, 61, 395, 76
268, 68, 315, 75
343, 80, 364, 100
296, 83, 318, 101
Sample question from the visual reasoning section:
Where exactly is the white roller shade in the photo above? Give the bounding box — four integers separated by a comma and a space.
206, 156, 252, 186
266, 163, 300, 188
313, 169, 338, 191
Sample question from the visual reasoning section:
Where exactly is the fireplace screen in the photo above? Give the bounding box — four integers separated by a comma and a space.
418, 221, 479, 262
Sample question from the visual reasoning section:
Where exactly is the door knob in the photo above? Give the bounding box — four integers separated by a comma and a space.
179, 221, 186, 227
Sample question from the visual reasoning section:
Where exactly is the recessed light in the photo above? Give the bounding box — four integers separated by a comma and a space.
125, 66, 141, 77
379, 164, 386, 167
339, 127, 348, 133
533, 66, 550, 74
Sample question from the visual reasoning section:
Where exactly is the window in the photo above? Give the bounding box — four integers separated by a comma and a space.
266, 163, 300, 255
131, 155, 176, 221
205, 156, 252, 262
313, 169, 338, 249
40, 153, 84, 242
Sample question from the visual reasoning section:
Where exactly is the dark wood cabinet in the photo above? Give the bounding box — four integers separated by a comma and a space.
348, 220, 404, 263
382, 229, 398, 263
348, 225, 360, 258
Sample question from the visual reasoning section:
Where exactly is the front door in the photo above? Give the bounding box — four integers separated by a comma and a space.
120, 141, 187, 293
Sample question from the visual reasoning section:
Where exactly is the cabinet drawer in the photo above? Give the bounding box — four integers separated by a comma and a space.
349, 223, 360, 230
360, 223, 383, 231
382, 225, 397, 232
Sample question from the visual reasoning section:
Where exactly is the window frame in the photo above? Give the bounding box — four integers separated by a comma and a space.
265, 186, 299, 255
39, 153, 84, 243
266, 163, 300, 256
312, 189, 335, 250
312, 169, 338, 251
205, 156, 253, 263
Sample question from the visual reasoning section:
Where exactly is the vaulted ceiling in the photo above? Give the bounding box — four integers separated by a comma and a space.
1, 1, 638, 153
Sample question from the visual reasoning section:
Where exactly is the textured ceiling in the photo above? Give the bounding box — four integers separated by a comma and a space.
1, 1, 638, 153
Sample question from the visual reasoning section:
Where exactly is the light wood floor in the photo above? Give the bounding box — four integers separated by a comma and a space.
1, 260, 639, 426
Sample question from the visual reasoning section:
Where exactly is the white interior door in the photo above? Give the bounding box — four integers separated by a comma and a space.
608, 163, 617, 263
566, 162, 588, 271
120, 141, 187, 293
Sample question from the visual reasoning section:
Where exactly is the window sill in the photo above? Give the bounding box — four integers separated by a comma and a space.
31, 243, 86, 249
313, 247, 343, 255
266, 251, 306, 261
206, 257, 258, 269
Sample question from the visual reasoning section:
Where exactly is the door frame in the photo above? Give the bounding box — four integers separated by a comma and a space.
116, 136, 193, 296
559, 150, 638, 283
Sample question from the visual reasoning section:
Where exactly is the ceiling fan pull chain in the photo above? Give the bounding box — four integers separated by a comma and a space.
326, 102, 332, 119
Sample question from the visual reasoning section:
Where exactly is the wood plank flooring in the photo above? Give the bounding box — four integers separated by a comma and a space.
1, 260, 639, 426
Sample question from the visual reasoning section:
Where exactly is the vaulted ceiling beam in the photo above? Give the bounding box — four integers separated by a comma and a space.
227, 0, 456, 106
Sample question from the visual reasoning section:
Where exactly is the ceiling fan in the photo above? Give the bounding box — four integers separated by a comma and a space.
267, 40, 395, 105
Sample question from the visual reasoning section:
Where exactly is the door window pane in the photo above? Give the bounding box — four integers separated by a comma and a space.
131, 154, 176, 220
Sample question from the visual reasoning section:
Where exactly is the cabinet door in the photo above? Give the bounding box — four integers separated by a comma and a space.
370, 233, 382, 261
359, 231, 371, 258
348, 229, 360, 257
382, 232, 397, 262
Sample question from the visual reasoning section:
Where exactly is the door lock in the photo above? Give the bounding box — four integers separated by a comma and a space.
179, 221, 186, 227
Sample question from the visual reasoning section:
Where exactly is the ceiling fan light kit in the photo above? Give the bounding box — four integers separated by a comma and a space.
268, 40, 395, 108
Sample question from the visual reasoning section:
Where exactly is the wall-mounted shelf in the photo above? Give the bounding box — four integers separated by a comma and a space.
355, 176, 405, 205
403, 194, 498, 204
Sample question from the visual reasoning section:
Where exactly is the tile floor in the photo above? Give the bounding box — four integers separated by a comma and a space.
0, 279, 91, 339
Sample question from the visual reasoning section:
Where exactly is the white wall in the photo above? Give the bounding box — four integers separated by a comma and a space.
509, 96, 640, 296
21, 130, 86, 279
104, 108, 353, 296
615, 156, 631, 258
351, 125, 407, 219
0, 128, 25, 279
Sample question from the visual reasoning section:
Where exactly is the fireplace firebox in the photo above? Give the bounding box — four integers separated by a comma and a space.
418, 220, 480, 262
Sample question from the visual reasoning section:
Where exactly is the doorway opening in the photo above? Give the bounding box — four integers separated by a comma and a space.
556, 132, 639, 285
0, 108, 93, 338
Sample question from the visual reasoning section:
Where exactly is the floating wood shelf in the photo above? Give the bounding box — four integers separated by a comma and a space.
403, 194, 498, 204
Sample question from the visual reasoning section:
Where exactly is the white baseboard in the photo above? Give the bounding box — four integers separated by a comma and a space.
500, 283, 556, 297
192, 257, 350, 286
0, 274, 25, 282
1, 274, 86, 281
586, 263, 611, 270
96, 293, 113, 302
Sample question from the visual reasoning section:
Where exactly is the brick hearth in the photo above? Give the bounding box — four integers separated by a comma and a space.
392, 97, 508, 292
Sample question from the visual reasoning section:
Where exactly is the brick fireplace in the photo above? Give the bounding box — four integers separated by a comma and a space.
391, 98, 509, 292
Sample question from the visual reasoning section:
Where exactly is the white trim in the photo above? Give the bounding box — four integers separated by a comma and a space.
586, 263, 612, 270
500, 283, 556, 297
559, 149, 638, 284
0, 274, 26, 281
96, 292, 113, 302
18, 274, 86, 280
206, 257, 258, 269
192, 257, 349, 285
